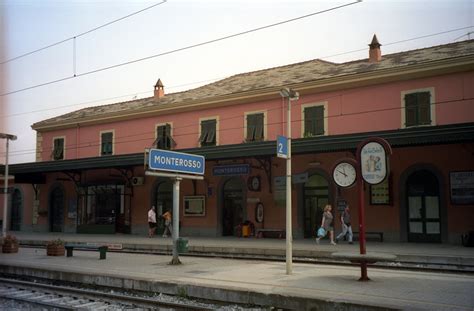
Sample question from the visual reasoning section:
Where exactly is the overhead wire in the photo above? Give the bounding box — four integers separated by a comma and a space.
0, 0, 168, 65
3, 95, 472, 158
0, 0, 362, 97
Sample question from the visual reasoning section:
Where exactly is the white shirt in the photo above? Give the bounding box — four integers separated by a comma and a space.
148, 209, 156, 223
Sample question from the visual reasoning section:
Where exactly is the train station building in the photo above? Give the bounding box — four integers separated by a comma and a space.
1, 37, 474, 244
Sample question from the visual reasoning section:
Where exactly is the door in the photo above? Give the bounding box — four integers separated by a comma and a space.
155, 181, 173, 235
49, 187, 64, 232
10, 189, 22, 231
407, 170, 441, 243
222, 178, 243, 236
304, 174, 329, 238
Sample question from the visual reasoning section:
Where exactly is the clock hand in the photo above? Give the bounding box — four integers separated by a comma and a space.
337, 170, 347, 177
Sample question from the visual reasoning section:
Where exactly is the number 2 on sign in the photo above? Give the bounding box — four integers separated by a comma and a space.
278, 143, 283, 153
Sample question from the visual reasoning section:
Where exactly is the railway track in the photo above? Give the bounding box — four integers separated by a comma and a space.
0, 277, 216, 310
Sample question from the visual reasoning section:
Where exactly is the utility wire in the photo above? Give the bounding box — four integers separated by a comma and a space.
2, 24, 472, 118
0, 0, 168, 65
0, 0, 362, 97
3, 96, 472, 158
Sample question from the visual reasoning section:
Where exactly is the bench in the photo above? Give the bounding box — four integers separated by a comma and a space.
352, 231, 384, 242
65, 244, 109, 260
256, 229, 286, 239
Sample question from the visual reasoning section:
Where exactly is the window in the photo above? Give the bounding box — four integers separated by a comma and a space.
101, 132, 113, 155
52, 137, 64, 160
199, 119, 217, 147
402, 88, 435, 128
156, 124, 176, 150
304, 105, 324, 137
246, 113, 264, 142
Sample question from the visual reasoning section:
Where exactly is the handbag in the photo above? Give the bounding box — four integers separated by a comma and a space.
317, 227, 326, 238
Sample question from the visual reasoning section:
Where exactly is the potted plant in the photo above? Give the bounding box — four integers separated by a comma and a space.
46, 238, 65, 256
2, 234, 19, 253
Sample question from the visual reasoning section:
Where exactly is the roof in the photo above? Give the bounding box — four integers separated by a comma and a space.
33, 39, 474, 129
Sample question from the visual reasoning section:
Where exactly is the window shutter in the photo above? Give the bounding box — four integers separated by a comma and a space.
164, 124, 173, 149
304, 106, 324, 136
314, 106, 324, 135
255, 114, 264, 141
101, 132, 113, 155
206, 120, 216, 144
53, 139, 64, 160
418, 92, 431, 125
247, 114, 256, 141
405, 93, 417, 126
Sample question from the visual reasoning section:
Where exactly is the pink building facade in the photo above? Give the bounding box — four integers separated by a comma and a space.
2, 38, 474, 244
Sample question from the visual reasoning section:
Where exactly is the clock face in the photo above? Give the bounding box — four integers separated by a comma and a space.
333, 162, 357, 187
249, 176, 261, 191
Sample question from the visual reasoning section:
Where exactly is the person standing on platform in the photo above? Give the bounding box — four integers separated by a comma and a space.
336, 206, 353, 244
316, 204, 336, 245
148, 206, 157, 238
162, 210, 172, 238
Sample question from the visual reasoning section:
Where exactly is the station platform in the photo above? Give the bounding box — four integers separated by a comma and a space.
1, 233, 473, 310
10, 232, 474, 270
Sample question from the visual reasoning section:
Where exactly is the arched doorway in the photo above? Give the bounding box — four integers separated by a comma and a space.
406, 170, 441, 243
222, 178, 244, 236
10, 188, 22, 231
49, 187, 64, 232
303, 174, 329, 238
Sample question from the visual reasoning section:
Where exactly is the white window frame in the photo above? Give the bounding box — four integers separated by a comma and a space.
99, 129, 115, 156
199, 116, 219, 147
244, 110, 267, 142
300, 102, 328, 138
400, 87, 436, 128
52, 136, 66, 160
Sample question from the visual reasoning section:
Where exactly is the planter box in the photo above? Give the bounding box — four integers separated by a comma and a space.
2, 243, 19, 253
47, 245, 65, 256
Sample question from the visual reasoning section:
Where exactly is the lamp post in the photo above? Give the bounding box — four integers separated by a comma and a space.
1, 133, 17, 238
279, 88, 299, 275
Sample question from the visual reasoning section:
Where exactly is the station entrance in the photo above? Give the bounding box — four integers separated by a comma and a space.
222, 178, 244, 236
303, 174, 329, 238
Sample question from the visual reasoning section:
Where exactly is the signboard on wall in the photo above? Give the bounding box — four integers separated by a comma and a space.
213, 164, 250, 176
450, 171, 474, 204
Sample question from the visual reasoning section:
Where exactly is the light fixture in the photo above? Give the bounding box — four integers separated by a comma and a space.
279, 88, 299, 100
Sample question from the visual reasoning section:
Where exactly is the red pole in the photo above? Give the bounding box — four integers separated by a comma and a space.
356, 151, 369, 281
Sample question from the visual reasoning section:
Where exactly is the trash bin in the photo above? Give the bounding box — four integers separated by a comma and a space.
177, 238, 188, 253
241, 225, 250, 237
99, 246, 108, 260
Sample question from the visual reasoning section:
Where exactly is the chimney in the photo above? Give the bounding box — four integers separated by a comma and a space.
154, 78, 165, 99
369, 34, 382, 63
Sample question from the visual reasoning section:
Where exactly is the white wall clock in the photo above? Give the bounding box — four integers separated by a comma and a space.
333, 161, 357, 188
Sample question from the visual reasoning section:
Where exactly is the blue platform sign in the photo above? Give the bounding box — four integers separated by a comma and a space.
277, 135, 288, 159
149, 149, 205, 175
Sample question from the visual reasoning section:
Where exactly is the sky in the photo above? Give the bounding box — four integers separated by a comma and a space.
0, 0, 473, 164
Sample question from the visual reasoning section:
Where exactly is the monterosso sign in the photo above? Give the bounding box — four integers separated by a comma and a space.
149, 149, 205, 175
360, 142, 387, 185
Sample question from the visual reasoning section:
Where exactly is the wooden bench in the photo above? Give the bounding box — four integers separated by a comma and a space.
352, 231, 384, 242
65, 244, 109, 260
256, 229, 286, 239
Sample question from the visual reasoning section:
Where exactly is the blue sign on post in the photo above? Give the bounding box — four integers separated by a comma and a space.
277, 135, 288, 159
149, 149, 205, 175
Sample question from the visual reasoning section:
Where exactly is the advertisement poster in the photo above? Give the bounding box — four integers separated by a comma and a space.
450, 171, 474, 204
360, 142, 387, 185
